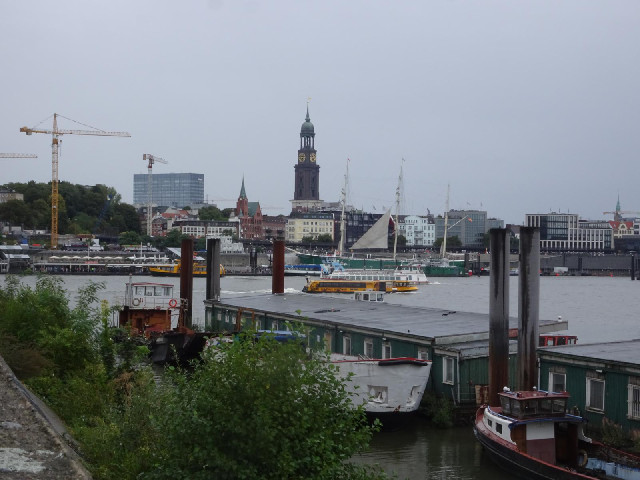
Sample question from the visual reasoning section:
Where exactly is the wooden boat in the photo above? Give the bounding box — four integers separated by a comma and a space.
149, 260, 226, 277
302, 279, 417, 294
474, 387, 640, 479
330, 354, 431, 414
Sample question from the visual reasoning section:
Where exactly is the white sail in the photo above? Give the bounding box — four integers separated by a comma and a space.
350, 209, 391, 250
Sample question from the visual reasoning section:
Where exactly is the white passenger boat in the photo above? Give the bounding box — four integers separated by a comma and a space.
330, 354, 431, 414
321, 265, 430, 285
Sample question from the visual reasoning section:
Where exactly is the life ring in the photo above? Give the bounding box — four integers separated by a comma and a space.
169, 299, 178, 308
132, 298, 141, 306
577, 449, 588, 467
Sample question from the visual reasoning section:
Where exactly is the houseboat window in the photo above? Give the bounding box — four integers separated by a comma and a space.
154, 286, 164, 296
524, 400, 538, 415
163, 287, 171, 296
364, 340, 373, 358
511, 399, 521, 417
553, 398, 566, 413
496, 423, 502, 434
586, 378, 605, 412
418, 349, 428, 361
549, 372, 567, 393
382, 342, 391, 359
343, 336, 352, 355
376, 293, 384, 301
145, 286, 154, 296
443, 357, 454, 384
500, 396, 511, 414
272, 320, 279, 330
628, 384, 640, 420
135, 286, 145, 295
540, 398, 553, 414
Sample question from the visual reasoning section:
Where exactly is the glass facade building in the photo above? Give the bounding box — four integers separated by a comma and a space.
133, 173, 204, 208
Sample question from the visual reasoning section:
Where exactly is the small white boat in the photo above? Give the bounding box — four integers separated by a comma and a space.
321, 265, 430, 285
330, 354, 431, 414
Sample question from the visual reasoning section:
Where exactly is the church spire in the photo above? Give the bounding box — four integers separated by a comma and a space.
239, 176, 247, 200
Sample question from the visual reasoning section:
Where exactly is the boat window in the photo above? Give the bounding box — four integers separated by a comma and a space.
549, 372, 566, 393
553, 398, 566, 414
443, 357, 454, 384
511, 399, 521, 417
539, 399, 553, 414
487, 419, 493, 427
524, 400, 537, 415
135, 286, 145, 295
163, 287, 172, 296
500, 396, 511, 414
145, 286, 154, 296
496, 423, 503, 434
154, 286, 164, 296
377, 293, 384, 302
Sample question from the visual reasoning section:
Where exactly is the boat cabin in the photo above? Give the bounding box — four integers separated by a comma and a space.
118, 282, 180, 336
498, 389, 569, 420
353, 291, 385, 302
539, 334, 578, 347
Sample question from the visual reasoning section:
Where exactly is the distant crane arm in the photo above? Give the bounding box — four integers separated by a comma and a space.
0, 153, 37, 158
20, 126, 130, 137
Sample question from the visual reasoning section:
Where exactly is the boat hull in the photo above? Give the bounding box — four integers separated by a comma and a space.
331, 355, 431, 414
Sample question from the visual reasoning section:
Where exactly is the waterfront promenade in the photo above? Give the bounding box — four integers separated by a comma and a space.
0, 355, 91, 479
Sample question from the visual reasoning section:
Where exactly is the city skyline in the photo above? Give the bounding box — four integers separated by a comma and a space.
1, 1, 638, 225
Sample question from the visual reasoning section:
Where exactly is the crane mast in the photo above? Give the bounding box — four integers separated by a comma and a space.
143, 154, 168, 236
20, 113, 130, 249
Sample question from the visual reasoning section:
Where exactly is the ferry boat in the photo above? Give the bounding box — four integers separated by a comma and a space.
284, 263, 323, 276
330, 354, 431, 414
474, 387, 640, 479
321, 265, 429, 284
149, 261, 226, 277
302, 279, 417, 294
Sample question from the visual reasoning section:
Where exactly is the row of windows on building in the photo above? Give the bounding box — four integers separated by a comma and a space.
548, 370, 640, 419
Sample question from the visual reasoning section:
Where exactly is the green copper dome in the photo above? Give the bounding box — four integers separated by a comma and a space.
300, 106, 314, 135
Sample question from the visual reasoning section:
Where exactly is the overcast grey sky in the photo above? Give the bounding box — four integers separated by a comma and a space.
1, 1, 638, 225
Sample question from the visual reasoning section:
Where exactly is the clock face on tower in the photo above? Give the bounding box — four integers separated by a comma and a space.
310, 153, 316, 163
298, 153, 305, 163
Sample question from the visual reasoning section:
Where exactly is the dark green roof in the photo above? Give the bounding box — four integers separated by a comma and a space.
301, 105, 314, 135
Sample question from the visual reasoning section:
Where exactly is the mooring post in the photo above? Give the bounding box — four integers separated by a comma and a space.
631, 253, 636, 281
180, 238, 194, 329
272, 240, 285, 294
489, 228, 510, 407
518, 227, 540, 391
206, 238, 221, 302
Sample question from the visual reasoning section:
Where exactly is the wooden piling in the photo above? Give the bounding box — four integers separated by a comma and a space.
518, 227, 540, 391
180, 238, 194, 329
272, 240, 285, 294
206, 238, 221, 302
489, 228, 510, 407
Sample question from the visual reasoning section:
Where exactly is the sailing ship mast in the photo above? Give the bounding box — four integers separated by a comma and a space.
440, 184, 450, 257
338, 159, 349, 256
393, 159, 404, 260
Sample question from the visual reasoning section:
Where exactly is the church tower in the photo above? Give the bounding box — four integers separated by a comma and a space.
291, 105, 322, 213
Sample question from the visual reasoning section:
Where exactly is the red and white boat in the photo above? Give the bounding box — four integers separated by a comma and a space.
474, 387, 640, 479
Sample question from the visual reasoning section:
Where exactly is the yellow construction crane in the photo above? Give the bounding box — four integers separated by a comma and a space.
143, 154, 168, 236
20, 113, 130, 249
0, 153, 37, 159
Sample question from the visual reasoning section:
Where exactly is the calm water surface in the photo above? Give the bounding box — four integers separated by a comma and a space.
8, 273, 639, 479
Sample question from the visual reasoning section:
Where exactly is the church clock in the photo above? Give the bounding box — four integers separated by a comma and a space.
310, 153, 316, 163
298, 153, 305, 163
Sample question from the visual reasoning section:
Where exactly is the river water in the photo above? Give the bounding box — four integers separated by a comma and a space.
7, 273, 639, 479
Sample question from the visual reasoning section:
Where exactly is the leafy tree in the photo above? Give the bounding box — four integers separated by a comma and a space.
317, 233, 333, 243
119, 231, 142, 246
433, 236, 462, 249
145, 331, 387, 480
199, 205, 229, 221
